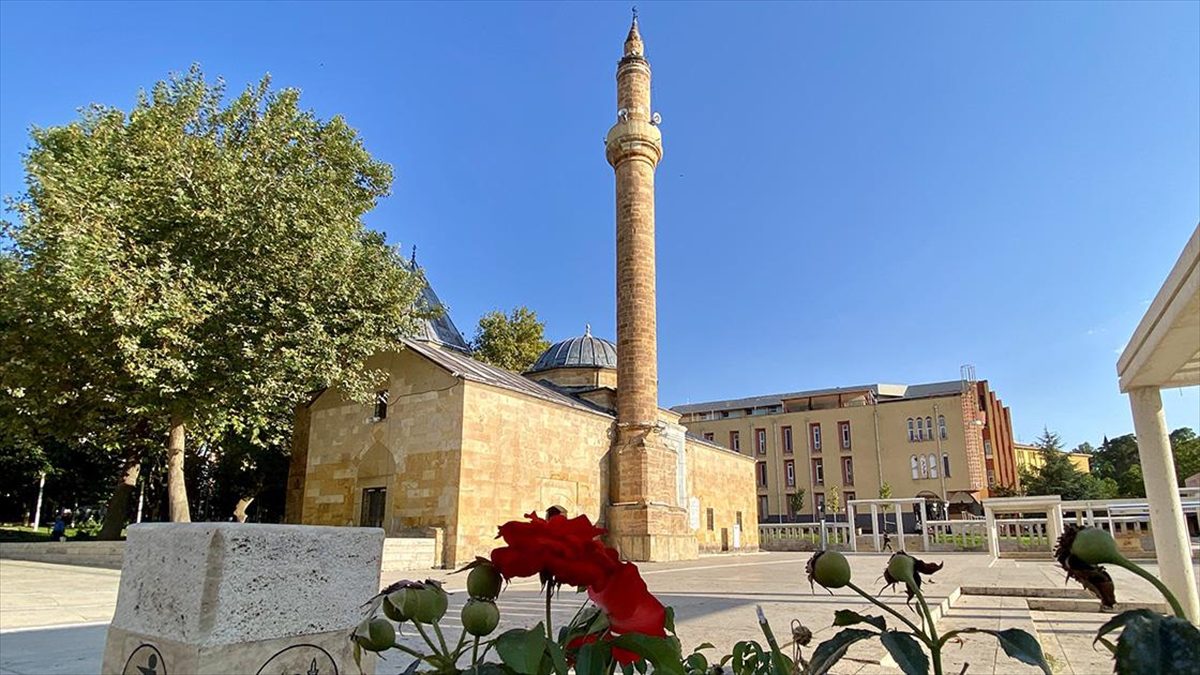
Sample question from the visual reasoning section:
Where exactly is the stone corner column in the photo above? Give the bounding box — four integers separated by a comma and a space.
1128, 386, 1200, 623
102, 523, 384, 674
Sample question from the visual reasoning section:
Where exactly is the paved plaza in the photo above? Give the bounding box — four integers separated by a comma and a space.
2, 551, 1197, 674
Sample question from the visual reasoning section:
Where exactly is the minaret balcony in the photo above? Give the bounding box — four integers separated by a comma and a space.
605, 119, 663, 167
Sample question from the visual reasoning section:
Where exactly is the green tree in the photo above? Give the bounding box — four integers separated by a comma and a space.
825, 485, 841, 521
788, 488, 806, 520
1072, 441, 1095, 455
1021, 428, 1116, 500
1092, 434, 1145, 497
1170, 427, 1199, 487
3, 66, 426, 525
471, 306, 550, 372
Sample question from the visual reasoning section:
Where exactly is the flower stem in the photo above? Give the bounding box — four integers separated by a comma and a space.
546, 584, 555, 640
913, 589, 943, 675
846, 581, 930, 646
412, 621, 442, 657
471, 635, 481, 673
432, 620, 452, 656
1116, 557, 1188, 619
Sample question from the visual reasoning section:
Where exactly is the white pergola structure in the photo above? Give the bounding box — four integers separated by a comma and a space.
847, 498, 930, 552
1117, 223, 1200, 623
982, 495, 1063, 559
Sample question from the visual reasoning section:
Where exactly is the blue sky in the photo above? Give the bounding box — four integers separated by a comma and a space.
2, 1, 1197, 448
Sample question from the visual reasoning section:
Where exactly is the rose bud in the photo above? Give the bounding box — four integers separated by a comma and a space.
467, 562, 503, 601
353, 617, 396, 652
461, 598, 501, 636
388, 580, 449, 625
806, 550, 851, 591
882, 552, 943, 608
1069, 527, 1122, 566
382, 594, 408, 622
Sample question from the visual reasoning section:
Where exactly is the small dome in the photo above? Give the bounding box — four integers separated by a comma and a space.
529, 325, 617, 373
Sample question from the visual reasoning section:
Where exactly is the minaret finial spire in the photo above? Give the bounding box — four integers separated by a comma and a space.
410, 244, 417, 268
624, 6, 644, 57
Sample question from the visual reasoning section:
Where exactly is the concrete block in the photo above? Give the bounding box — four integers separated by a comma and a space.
101, 523, 383, 675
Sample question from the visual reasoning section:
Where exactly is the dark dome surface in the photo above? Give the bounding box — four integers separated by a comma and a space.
529, 326, 617, 373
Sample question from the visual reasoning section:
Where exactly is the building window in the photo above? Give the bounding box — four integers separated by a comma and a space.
907, 418, 916, 442
373, 390, 389, 420
845, 491, 856, 503
928, 453, 938, 479
758, 496, 768, 522
703, 432, 714, 442
925, 417, 934, 440
810, 423, 822, 452
842, 457, 854, 485
916, 417, 925, 441
736, 511, 743, 528
983, 440, 993, 458
938, 415, 947, 440
782, 426, 793, 454
730, 431, 740, 453
785, 460, 795, 487
755, 428, 767, 455
920, 455, 929, 478
910, 455, 919, 479
943, 452, 951, 477
815, 492, 826, 514
707, 508, 715, 531
987, 469, 995, 486
786, 493, 797, 518
360, 487, 386, 528
757, 461, 768, 487
839, 421, 851, 450
812, 458, 824, 485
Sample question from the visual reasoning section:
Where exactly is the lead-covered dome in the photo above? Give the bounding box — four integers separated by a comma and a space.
529, 325, 617, 373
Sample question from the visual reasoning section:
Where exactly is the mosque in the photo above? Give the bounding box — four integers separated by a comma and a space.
284, 18, 759, 567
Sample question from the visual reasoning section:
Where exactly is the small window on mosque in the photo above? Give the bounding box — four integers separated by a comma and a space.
373, 390, 389, 421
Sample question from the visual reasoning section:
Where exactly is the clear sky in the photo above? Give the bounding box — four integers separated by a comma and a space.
2, 1, 1197, 449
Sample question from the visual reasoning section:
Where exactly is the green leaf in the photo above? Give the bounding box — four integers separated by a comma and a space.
576, 640, 612, 675
684, 652, 709, 672
808, 628, 877, 675
609, 634, 685, 675
832, 609, 887, 632
495, 625, 548, 675
665, 606, 677, 634
545, 639, 570, 675
693, 643, 715, 651
1094, 608, 1157, 646
1114, 613, 1200, 675
955, 628, 1050, 675
879, 631, 929, 675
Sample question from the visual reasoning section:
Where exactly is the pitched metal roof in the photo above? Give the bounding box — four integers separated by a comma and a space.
401, 258, 470, 352
403, 339, 612, 418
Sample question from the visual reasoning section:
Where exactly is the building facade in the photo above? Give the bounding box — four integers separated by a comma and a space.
285, 18, 758, 566
674, 378, 1018, 522
1013, 443, 1092, 474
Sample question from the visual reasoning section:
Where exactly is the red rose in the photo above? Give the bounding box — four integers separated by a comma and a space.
587, 560, 667, 638
489, 512, 618, 588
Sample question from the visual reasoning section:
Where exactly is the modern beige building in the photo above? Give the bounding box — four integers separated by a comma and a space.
674, 377, 1018, 522
285, 18, 758, 567
1013, 443, 1092, 474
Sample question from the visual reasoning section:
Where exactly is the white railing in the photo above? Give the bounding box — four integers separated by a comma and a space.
994, 517, 1051, 550
925, 519, 988, 550
759, 521, 853, 550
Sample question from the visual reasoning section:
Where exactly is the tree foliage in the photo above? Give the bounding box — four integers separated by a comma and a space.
2, 65, 426, 523
471, 306, 550, 372
1020, 428, 1117, 500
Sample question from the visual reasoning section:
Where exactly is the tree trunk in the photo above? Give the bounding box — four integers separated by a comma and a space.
167, 413, 191, 522
233, 496, 255, 523
98, 450, 140, 540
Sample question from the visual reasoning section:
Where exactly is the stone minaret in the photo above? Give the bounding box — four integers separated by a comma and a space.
605, 15, 698, 562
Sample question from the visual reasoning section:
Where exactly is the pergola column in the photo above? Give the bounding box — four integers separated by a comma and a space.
848, 503, 857, 552
871, 505, 880, 552
1129, 386, 1200, 623
920, 500, 930, 552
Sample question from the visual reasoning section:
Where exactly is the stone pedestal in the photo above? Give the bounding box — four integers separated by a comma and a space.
608, 427, 699, 562
101, 523, 383, 675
